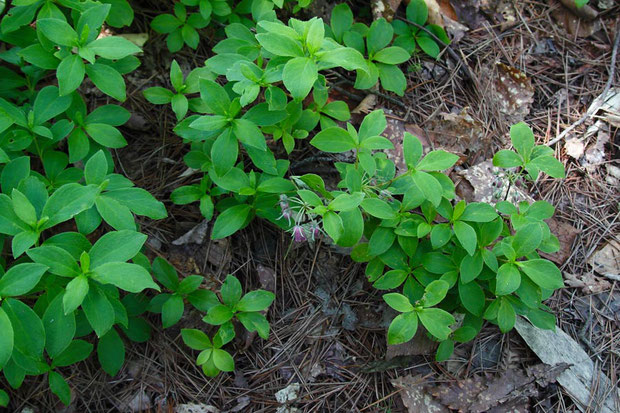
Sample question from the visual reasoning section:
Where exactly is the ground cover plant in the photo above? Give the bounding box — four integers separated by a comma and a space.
0, 0, 580, 408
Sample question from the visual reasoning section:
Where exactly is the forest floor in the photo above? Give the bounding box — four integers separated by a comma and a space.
7, 0, 620, 412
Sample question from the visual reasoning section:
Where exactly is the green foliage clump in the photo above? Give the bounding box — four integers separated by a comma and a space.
0, 0, 566, 407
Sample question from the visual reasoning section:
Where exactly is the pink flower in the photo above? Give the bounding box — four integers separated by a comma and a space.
308, 221, 321, 240
292, 225, 307, 243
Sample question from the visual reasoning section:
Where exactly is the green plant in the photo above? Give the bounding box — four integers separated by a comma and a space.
492, 122, 565, 180
392, 0, 449, 58
0, 0, 568, 407
182, 274, 275, 376
151, 1, 211, 52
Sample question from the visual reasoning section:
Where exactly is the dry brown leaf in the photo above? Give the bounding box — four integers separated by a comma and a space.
423, 0, 443, 25
588, 239, 620, 278
489, 63, 535, 124
427, 108, 490, 163
541, 219, 580, 264
371, 0, 402, 21
564, 272, 612, 293
564, 137, 585, 159
393, 363, 568, 413
551, 4, 601, 37
391, 375, 450, 413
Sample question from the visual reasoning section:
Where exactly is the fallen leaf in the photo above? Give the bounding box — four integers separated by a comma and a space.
551, 5, 601, 37
564, 137, 585, 159
173, 220, 210, 245
588, 239, 620, 278
427, 108, 490, 163
564, 272, 612, 294
489, 63, 535, 124
540, 219, 580, 265
175, 404, 219, 413
371, 0, 402, 21
391, 375, 450, 413
514, 317, 619, 413
351, 93, 376, 114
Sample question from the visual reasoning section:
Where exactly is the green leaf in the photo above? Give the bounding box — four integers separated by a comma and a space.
233, 119, 266, 150
162, 294, 184, 328
412, 172, 442, 206
88, 36, 141, 59
199, 79, 230, 115
177, 275, 203, 294
459, 202, 498, 222
458, 280, 485, 316
383, 293, 414, 312
41, 183, 99, 230
221, 275, 242, 307
256, 32, 304, 57
430, 223, 452, 249
0, 307, 13, 369
377, 63, 406, 95
211, 204, 252, 239
329, 192, 364, 212
171, 93, 189, 120
211, 129, 238, 176
360, 198, 396, 219
104, 188, 167, 219
49, 371, 71, 405
144, 87, 174, 104
403, 132, 423, 168
151, 14, 181, 33
63, 276, 89, 314
373, 46, 410, 64
97, 328, 125, 375
84, 151, 108, 185
152, 257, 179, 290
493, 149, 522, 168
52, 339, 93, 368
282, 57, 318, 100
512, 223, 542, 256
203, 304, 234, 325
43, 294, 76, 359
88, 230, 145, 269
373, 269, 408, 290
33, 85, 72, 123
423, 280, 449, 307
416, 35, 440, 58
510, 122, 535, 160
37, 18, 78, 46
236, 311, 270, 339
236, 290, 275, 312
368, 226, 396, 256
91, 262, 160, 293
212, 348, 234, 371
407, 0, 428, 25
453, 221, 477, 256
0, 263, 48, 297
0, 389, 7, 407
2, 298, 45, 358
418, 307, 454, 341
82, 285, 115, 337
85, 63, 126, 101
529, 156, 565, 178
417, 150, 459, 171
435, 339, 454, 361
57, 54, 85, 96
96, 196, 136, 231
495, 263, 521, 295
181, 328, 211, 350
459, 251, 483, 284
527, 308, 556, 330
516, 259, 564, 290
497, 299, 515, 333
387, 311, 418, 345
310, 127, 356, 153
